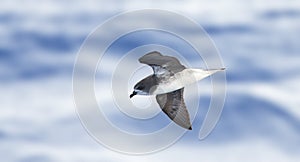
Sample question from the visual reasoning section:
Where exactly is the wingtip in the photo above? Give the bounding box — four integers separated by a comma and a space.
151, 50, 161, 54
145, 51, 162, 56
138, 51, 162, 62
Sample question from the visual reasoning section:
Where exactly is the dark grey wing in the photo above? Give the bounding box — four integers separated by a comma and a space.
139, 51, 186, 76
156, 88, 192, 130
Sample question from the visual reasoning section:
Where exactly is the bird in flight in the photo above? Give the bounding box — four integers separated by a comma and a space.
129, 51, 225, 130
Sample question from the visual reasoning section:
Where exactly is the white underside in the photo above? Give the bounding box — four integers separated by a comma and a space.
152, 68, 222, 95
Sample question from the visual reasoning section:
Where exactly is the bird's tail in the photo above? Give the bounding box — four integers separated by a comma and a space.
206, 67, 226, 71
189, 68, 225, 81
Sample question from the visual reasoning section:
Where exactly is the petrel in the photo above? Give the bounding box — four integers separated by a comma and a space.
130, 51, 225, 130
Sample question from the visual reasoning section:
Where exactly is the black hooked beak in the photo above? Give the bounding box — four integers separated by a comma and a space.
129, 91, 137, 98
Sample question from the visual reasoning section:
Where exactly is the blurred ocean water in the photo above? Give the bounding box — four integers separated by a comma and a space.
1, 0, 300, 161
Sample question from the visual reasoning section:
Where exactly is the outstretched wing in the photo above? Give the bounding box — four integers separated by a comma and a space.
139, 51, 186, 76
156, 88, 192, 130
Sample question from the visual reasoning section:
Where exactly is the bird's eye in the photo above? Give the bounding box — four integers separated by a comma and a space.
137, 85, 145, 90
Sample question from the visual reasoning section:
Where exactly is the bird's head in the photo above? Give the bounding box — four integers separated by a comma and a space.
129, 76, 157, 98
130, 82, 148, 98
